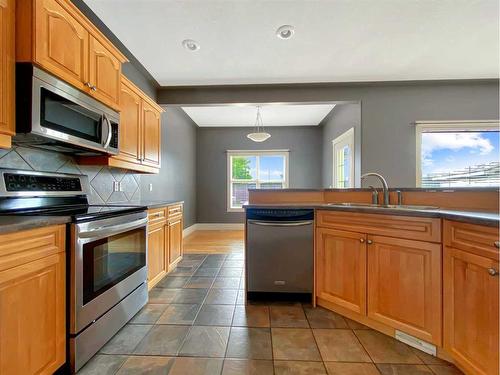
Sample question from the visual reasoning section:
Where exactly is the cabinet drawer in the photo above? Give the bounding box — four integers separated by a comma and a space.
317, 210, 441, 243
444, 220, 499, 260
148, 208, 167, 225
168, 204, 183, 217
0, 225, 65, 272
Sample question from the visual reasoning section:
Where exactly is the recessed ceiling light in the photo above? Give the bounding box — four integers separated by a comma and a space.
182, 39, 200, 51
276, 25, 295, 40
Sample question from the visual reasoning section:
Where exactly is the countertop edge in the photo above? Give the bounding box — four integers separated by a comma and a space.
244, 204, 499, 227
0, 216, 72, 235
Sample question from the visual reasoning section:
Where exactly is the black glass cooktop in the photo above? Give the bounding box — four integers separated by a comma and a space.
0, 197, 147, 222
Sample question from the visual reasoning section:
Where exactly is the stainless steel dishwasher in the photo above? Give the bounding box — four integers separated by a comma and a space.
246, 208, 314, 297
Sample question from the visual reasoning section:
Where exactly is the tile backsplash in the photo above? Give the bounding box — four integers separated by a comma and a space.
0, 146, 141, 204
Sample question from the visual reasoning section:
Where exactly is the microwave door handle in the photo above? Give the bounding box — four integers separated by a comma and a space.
102, 114, 112, 148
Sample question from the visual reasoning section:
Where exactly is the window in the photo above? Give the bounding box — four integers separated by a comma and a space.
416, 121, 499, 187
332, 128, 355, 188
227, 150, 289, 211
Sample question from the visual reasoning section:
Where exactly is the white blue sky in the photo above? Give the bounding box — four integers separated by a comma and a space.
422, 131, 500, 176
234, 155, 285, 181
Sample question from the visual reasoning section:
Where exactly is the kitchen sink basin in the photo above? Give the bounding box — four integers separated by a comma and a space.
326, 202, 439, 210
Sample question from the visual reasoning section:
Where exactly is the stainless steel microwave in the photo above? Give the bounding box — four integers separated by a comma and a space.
14, 64, 120, 156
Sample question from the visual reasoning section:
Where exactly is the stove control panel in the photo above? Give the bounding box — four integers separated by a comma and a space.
3, 172, 82, 192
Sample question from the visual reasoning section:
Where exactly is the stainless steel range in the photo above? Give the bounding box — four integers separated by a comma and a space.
0, 169, 148, 372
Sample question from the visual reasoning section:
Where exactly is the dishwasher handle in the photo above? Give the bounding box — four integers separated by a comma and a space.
248, 219, 313, 227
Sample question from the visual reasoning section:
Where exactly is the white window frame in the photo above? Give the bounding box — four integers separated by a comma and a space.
332, 127, 355, 188
227, 150, 289, 212
415, 120, 500, 187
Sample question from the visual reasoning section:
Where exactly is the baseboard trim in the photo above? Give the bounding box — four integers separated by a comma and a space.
183, 224, 198, 238
183, 223, 244, 237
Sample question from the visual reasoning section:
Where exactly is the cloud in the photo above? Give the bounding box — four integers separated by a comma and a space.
422, 132, 494, 158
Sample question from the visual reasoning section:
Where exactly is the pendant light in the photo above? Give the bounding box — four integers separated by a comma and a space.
247, 106, 271, 142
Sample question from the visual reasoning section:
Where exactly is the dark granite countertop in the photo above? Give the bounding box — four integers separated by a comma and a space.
0, 215, 72, 234
244, 203, 499, 227
126, 200, 184, 209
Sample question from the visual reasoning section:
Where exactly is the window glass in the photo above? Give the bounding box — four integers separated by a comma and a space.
228, 152, 288, 210
420, 130, 499, 187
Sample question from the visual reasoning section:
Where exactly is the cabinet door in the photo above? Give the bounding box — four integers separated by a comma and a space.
141, 101, 161, 168
0, 253, 66, 374
316, 227, 367, 314
367, 235, 442, 345
444, 246, 499, 375
89, 35, 121, 110
35, 0, 88, 90
0, 0, 14, 148
116, 78, 142, 164
168, 217, 183, 269
147, 224, 167, 290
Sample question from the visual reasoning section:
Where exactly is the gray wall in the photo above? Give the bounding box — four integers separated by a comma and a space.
321, 103, 361, 188
141, 108, 198, 228
159, 80, 499, 187
196, 126, 322, 223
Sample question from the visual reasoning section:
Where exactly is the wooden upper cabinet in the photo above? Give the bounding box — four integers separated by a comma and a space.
34, 0, 88, 90
17, 0, 127, 110
367, 235, 442, 345
0, 225, 66, 375
116, 77, 142, 163
316, 227, 367, 315
444, 220, 499, 375
141, 100, 162, 168
0, 0, 15, 149
89, 35, 121, 109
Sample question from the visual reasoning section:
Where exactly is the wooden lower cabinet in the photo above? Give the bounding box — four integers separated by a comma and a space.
147, 222, 168, 290
0, 225, 66, 375
147, 204, 183, 290
168, 215, 183, 269
316, 227, 367, 314
444, 220, 499, 375
367, 235, 442, 345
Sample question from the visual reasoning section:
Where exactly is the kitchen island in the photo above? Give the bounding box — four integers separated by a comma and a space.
245, 187, 499, 375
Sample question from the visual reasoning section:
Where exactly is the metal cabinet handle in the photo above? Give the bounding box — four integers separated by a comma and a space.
85, 82, 92, 88
91, 85, 97, 91
367, 239, 373, 244
488, 268, 499, 276
360, 238, 365, 243
494, 241, 500, 249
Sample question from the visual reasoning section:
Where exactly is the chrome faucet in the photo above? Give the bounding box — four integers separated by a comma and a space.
368, 185, 379, 205
361, 172, 390, 206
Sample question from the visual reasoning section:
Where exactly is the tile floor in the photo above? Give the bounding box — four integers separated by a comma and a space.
78, 252, 464, 375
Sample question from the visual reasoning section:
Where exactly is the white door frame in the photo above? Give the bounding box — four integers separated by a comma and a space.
332, 127, 355, 188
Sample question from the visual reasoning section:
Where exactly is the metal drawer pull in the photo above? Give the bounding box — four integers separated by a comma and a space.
488, 268, 499, 276
360, 238, 365, 243
494, 241, 500, 249
367, 239, 373, 244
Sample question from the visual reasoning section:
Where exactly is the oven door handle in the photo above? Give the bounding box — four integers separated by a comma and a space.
78, 218, 148, 239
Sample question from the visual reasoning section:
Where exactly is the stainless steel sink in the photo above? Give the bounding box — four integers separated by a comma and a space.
326, 202, 438, 210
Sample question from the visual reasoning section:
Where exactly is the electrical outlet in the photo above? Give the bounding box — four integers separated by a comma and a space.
149, 183, 153, 192
113, 181, 120, 192
118, 181, 123, 192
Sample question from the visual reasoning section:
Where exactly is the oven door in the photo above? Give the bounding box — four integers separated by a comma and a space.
71, 211, 148, 334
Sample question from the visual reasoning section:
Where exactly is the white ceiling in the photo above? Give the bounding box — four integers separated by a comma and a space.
182, 104, 336, 127
84, 0, 499, 86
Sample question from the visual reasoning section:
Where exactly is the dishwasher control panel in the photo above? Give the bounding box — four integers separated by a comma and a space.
246, 208, 314, 221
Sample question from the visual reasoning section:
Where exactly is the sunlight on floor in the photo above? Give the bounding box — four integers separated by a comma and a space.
183, 230, 244, 254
